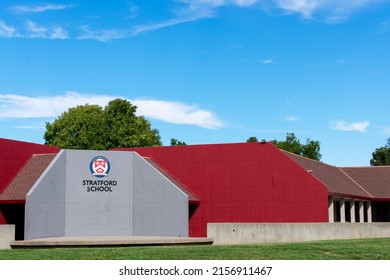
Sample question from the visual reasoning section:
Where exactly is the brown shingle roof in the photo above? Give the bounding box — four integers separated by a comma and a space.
341, 167, 390, 199
0, 154, 56, 201
283, 151, 373, 199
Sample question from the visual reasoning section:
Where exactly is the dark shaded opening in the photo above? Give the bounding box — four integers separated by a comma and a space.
355, 201, 360, 222
372, 202, 390, 222
364, 202, 368, 223
189, 203, 199, 220
0, 204, 25, 240
334, 201, 341, 222
345, 201, 351, 222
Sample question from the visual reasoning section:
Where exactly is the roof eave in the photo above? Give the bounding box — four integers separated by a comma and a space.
0, 200, 26, 204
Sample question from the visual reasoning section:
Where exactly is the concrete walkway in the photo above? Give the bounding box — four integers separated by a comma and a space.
10, 236, 214, 249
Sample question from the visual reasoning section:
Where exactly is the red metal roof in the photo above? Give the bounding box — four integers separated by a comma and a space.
114, 142, 329, 237
143, 157, 200, 203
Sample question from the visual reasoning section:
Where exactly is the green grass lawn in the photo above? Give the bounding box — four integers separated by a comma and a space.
1, 238, 390, 260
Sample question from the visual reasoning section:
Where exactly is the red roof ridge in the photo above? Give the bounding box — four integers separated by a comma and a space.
338, 168, 374, 198
31, 153, 58, 157
142, 156, 200, 203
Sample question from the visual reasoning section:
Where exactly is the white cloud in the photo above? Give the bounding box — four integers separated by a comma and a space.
285, 115, 300, 121
10, 4, 72, 14
275, 0, 320, 18
330, 120, 370, 133
262, 59, 274, 64
15, 125, 46, 130
0, 20, 68, 40
50, 26, 69, 39
274, 0, 384, 21
184, 0, 384, 22
2, 0, 384, 42
183, 0, 226, 8
0, 92, 223, 129
78, 25, 128, 42
25, 20, 48, 38
133, 99, 224, 129
0, 20, 19, 38
129, 1, 218, 37
137, 0, 256, 38
126, 3, 139, 19
184, 0, 257, 7
234, 0, 259, 6
131, 15, 210, 37
0, 92, 115, 119
23, 20, 69, 39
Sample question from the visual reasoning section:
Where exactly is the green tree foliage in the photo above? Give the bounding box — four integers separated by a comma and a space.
170, 138, 187, 146
44, 105, 106, 150
370, 138, 390, 166
301, 139, 322, 160
104, 99, 161, 148
44, 99, 161, 149
246, 136, 259, 143
270, 133, 322, 161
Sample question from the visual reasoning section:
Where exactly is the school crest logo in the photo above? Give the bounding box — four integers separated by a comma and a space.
90, 156, 110, 178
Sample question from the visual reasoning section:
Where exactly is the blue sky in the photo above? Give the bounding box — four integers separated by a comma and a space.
1, 0, 390, 167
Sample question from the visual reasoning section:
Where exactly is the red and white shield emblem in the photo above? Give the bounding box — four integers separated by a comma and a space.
94, 159, 107, 174
90, 156, 111, 178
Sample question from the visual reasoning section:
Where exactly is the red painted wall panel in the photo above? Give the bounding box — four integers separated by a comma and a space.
114, 142, 329, 237
0, 138, 60, 194
0, 210, 6, 224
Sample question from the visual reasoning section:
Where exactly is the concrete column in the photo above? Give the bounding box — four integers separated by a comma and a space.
0, 225, 15, 250
328, 197, 334, 223
367, 201, 372, 223
359, 201, 364, 223
340, 199, 346, 223
350, 200, 355, 223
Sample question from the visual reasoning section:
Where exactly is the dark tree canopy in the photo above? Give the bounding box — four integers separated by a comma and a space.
370, 138, 390, 166
44, 98, 162, 150
246, 136, 259, 143
270, 133, 322, 161
170, 138, 187, 146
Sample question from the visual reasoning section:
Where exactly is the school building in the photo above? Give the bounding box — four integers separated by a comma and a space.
1, 137, 390, 241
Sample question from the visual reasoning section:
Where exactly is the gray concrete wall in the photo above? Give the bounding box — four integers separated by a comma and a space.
25, 150, 188, 240
64, 150, 133, 237
132, 155, 188, 237
25, 150, 66, 239
0, 225, 15, 249
208, 223, 390, 244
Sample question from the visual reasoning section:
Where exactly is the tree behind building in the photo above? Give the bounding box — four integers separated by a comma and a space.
370, 138, 390, 166
247, 133, 322, 161
44, 99, 161, 149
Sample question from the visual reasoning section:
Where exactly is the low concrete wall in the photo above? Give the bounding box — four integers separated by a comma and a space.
0, 225, 15, 250
208, 223, 390, 245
